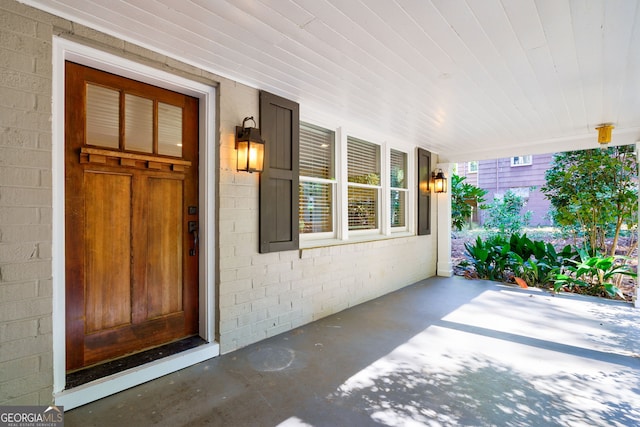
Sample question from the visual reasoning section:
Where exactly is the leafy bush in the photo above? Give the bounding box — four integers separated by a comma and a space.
462, 232, 578, 288
542, 145, 638, 256
553, 247, 636, 299
451, 174, 487, 231
461, 232, 633, 299
483, 190, 532, 235
462, 235, 510, 281
506, 233, 570, 287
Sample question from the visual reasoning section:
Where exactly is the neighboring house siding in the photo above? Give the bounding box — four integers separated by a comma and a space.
459, 162, 479, 187
459, 155, 553, 226
0, 0, 438, 406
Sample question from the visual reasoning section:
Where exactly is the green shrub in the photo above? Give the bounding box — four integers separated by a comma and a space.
483, 190, 532, 236
542, 145, 638, 256
506, 233, 575, 287
461, 232, 632, 299
462, 232, 578, 288
451, 174, 487, 231
462, 235, 510, 281
553, 247, 636, 299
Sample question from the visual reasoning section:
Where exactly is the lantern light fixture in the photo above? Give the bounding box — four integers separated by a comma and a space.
596, 123, 614, 145
235, 116, 265, 173
432, 168, 447, 193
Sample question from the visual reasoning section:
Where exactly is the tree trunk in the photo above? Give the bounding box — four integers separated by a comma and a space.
610, 217, 624, 256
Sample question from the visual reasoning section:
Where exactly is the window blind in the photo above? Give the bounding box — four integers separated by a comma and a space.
86, 83, 119, 149
299, 122, 335, 235
299, 182, 333, 233
390, 149, 408, 228
390, 149, 407, 188
348, 187, 378, 230
347, 137, 380, 230
300, 123, 334, 179
347, 137, 380, 184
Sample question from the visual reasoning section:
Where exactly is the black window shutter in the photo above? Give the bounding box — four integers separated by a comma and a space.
417, 148, 431, 235
259, 91, 300, 253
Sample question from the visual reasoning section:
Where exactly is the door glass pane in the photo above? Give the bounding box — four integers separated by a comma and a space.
124, 94, 153, 153
86, 84, 119, 149
158, 102, 183, 157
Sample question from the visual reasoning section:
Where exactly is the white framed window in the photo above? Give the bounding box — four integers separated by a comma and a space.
299, 123, 414, 244
347, 136, 381, 232
468, 161, 478, 173
390, 149, 408, 230
299, 122, 336, 238
511, 155, 532, 166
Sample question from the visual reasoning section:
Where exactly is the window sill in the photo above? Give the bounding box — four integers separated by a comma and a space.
300, 231, 416, 251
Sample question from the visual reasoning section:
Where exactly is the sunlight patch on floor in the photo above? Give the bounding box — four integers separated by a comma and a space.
277, 416, 314, 427
328, 289, 640, 426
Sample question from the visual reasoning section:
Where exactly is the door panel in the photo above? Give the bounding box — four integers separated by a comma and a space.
84, 172, 132, 333
147, 177, 184, 319
83, 314, 186, 367
65, 61, 199, 372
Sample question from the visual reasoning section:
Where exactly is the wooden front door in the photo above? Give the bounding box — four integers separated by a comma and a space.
65, 62, 199, 371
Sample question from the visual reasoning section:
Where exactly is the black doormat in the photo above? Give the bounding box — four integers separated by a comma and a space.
65, 336, 207, 389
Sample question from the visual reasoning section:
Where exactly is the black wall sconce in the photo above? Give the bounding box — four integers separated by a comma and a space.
235, 116, 265, 173
432, 168, 447, 193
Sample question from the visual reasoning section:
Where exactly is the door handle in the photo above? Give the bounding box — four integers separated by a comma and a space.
188, 221, 198, 256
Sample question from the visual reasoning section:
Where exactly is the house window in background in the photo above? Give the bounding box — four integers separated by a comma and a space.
511, 155, 532, 166
299, 123, 335, 236
347, 137, 380, 231
468, 160, 478, 173
390, 149, 408, 229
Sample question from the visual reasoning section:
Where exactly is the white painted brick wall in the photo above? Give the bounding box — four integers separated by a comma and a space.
0, 0, 440, 405
0, 0, 56, 406
217, 134, 438, 353
219, 75, 387, 353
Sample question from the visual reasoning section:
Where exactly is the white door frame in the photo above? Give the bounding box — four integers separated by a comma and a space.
51, 37, 219, 410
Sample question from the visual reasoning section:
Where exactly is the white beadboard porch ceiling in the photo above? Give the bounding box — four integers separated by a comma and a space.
23, 0, 640, 161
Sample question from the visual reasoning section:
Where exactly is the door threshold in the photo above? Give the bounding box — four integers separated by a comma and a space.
66, 336, 207, 389
55, 341, 219, 411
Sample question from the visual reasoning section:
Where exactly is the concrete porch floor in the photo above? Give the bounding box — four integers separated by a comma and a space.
66, 276, 640, 426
